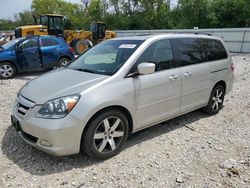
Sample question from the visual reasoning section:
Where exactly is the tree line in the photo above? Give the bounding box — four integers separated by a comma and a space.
0, 0, 249, 31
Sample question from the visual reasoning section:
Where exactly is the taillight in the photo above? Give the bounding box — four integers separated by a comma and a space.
70, 47, 74, 53
67, 44, 74, 53
230, 63, 235, 72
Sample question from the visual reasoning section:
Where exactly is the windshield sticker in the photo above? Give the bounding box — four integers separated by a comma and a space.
119, 44, 137, 49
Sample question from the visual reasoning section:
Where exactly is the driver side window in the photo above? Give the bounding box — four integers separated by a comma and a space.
133, 39, 174, 73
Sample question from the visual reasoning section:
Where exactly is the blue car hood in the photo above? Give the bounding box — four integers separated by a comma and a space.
0, 49, 9, 56
0, 49, 15, 59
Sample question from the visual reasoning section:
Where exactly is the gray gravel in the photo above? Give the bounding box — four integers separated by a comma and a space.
0, 54, 250, 187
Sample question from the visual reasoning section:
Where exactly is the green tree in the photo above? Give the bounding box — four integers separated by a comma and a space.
2, 0, 250, 31
87, 0, 104, 21
210, 0, 249, 28
174, 0, 211, 29
0, 19, 17, 30
31, 0, 65, 15
15, 10, 34, 26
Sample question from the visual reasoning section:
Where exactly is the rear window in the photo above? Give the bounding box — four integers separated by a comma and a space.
172, 38, 228, 67
41, 38, 59, 47
205, 39, 228, 61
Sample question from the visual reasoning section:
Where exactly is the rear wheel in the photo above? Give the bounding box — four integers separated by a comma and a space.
58, 57, 71, 67
202, 85, 225, 115
0, 62, 16, 79
82, 109, 129, 160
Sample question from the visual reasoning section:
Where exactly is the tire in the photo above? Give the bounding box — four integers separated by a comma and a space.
0, 62, 16, 79
58, 57, 71, 67
82, 109, 129, 160
202, 85, 225, 115
71, 39, 93, 55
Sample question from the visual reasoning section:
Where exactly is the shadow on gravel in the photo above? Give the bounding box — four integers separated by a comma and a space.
2, 126, 99, 176
1, 110, 209, 176
125, 110, 210, 149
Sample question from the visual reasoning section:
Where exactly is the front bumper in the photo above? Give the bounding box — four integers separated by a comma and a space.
11, 100, 86, 156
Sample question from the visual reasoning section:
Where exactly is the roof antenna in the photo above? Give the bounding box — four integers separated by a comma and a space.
193, 27, 199, 35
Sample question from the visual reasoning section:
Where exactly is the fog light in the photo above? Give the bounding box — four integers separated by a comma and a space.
39, 139, 52, 147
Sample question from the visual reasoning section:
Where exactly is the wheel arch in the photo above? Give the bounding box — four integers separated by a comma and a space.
57, 55, 73, 67
58, 55, 73, 61
203, 80, 227, 115
0, 60, 19, 73
214, 80, 226, 91
81, 105, 134, 146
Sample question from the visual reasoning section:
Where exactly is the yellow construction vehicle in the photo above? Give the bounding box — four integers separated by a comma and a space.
15, 14, 116, 54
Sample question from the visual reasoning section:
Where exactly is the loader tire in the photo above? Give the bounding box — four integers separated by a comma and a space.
71, 39, 93, 55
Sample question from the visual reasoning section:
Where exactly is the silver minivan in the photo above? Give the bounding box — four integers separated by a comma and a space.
11, 34, 234, 159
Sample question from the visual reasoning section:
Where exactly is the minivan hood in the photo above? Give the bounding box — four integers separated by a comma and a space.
20, 68, 109, 104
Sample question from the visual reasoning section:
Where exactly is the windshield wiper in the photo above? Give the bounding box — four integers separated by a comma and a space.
0, 46, 4, 51
74, 68, 97, 74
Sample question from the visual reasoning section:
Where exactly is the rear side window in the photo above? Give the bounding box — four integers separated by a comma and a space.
41, 38, 59, 47
172, 38, 228, 67
206, 39, 228, 61
135, 39, 174, 72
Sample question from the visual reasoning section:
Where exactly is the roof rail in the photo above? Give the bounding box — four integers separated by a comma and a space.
194, 32, 212, 36
173, 32, 213, 36
135, 34, 153, 36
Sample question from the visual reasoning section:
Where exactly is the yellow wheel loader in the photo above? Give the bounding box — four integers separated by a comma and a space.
15, 14, 116, 54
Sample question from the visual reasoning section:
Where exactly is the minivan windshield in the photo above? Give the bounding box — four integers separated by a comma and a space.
68, 39, 144, 76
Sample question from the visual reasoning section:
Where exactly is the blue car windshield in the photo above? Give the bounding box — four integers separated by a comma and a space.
68, 39, 144, 76
2, 38, 22, 49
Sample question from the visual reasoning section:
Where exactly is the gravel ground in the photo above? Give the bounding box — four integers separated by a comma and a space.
0, 54, 250, 188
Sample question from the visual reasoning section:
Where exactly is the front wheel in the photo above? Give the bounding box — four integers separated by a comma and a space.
0, 62, 16, 79
202, 85, 225, 115
82, 110, 129, 160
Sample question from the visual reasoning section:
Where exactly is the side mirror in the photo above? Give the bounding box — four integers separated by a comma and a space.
15, 43, 23, 51
15, 43, 22, 50
137, 62, 155, 75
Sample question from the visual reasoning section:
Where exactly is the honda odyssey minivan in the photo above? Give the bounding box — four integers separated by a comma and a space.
11, 34, 234, 159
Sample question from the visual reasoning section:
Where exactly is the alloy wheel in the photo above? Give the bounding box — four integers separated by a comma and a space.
211, 88, 223, 111
60, 60, 69, 67
93, 117, 125, 153
0, 64, 14, 78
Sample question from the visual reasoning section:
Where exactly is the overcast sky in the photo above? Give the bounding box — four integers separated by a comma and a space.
0, 0, 81, 20
0, 0, 177, 20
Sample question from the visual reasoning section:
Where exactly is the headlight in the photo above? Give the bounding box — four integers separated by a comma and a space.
36, 94, 80, 119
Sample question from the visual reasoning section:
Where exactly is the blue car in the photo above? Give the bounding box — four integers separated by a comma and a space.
0, 35, 74, 79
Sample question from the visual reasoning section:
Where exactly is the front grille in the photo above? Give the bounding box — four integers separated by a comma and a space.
17, 102, 30, 116
16, 94, 36, 118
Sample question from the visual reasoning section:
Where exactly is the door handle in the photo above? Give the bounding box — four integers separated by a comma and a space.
184, 72, 192, 78
169, 75, 179, 81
